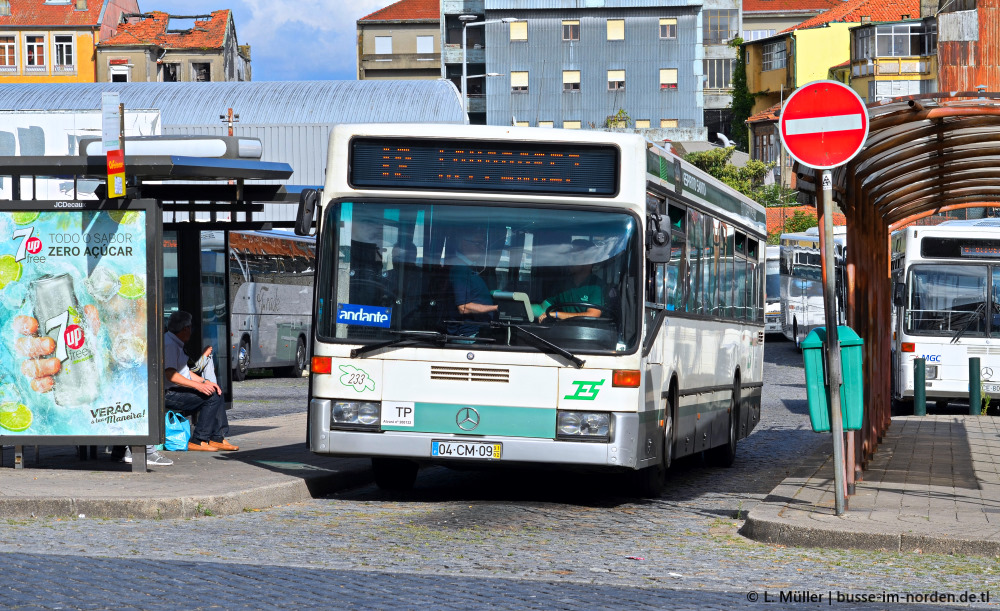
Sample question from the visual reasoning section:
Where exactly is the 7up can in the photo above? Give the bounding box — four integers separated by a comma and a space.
29, 273, 101, 406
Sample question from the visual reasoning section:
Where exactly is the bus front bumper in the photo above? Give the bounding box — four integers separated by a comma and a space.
308, 399, 646, 470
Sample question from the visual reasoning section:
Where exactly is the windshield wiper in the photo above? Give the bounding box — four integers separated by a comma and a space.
490, 320, 586, 368
351, 330, 494, 358
950, 302, 987, 344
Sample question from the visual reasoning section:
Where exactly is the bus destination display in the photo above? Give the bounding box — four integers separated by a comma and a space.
349, 137, 618, 196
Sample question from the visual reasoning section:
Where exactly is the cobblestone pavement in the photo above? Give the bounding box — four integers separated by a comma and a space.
0, 340, 996, 609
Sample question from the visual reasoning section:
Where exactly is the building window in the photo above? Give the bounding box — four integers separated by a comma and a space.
564, 120, 581, 129
661, 119, 679, 128
515, 121, 530, 127
635, 119, 650, 128
416, 35, 433, 54
539, 121, 554, 128
703, 10, 737, 44
160, 62, 179, 82
109, 64, 129, 82
0, 1, 9, 16
607, 69, 625, 90
659, 18, 677, 39
0, 36, 15, 71
704, 59, 733, 89
659, 68, 678, 89
25, 35, 45, 70
562, 20, 580, 41
563, 70, 580, 91
53, 34, 74, 71
510, 21, 527, 41
375, 36, 392, 54
511, 71, 528, 92
607, 19, 625, 41
762, 41, 786, 71
743, 29, 775, 41
192, 62, 210, 82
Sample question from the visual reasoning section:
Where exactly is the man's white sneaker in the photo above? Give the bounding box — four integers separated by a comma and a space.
146, 451, 174, 466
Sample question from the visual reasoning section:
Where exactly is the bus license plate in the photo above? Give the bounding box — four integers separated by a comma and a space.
431, 440, 502, 460
984, 383, 1000, 394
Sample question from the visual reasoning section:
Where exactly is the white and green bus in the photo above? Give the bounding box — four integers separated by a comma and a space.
296, 124, 765, 495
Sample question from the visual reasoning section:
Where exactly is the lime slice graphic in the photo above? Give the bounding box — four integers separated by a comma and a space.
0, 403, 32, 432
118, 273, 146, 300
11, 211, 39, 225
107, 210, 140, 225
0, 254, 22, 289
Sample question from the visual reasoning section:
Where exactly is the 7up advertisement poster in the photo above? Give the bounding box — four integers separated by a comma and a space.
0, 205, 154, 440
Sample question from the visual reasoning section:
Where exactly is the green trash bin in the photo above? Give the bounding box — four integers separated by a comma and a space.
801, 326, 864, 432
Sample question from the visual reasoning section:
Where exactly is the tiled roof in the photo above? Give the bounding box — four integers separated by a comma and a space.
0, 0, 107, 27
100, 10, 231, 49
768, 206, 845, 235
781, 0, 920, 32
747, 102, 782, 124
744, 0, 842, 13
359, 0, 439, 22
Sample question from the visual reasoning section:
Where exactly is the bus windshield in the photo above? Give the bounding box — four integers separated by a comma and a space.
316, 200, 640, 354
906, 265, 987, 336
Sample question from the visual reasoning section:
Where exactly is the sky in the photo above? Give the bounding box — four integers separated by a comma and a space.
152, 0, 394, 81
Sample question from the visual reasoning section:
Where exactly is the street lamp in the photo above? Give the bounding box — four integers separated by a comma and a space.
460, 15, 520, 114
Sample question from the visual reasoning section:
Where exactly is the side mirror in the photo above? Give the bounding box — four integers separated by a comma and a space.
892, 281, 906, 307
295, 189, 319, 236
646, 213, 671, 263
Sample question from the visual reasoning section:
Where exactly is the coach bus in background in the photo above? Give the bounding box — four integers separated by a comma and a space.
216, 230, 316, 380
779, 226, 847, 347
296, 123, 766, 495
890, 219, 1000, 413
765, 245, 782, 335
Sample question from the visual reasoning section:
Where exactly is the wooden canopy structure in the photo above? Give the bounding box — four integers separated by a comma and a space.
794, 92, 1000, 480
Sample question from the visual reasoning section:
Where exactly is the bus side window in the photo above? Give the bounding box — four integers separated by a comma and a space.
665, 204, 687, 311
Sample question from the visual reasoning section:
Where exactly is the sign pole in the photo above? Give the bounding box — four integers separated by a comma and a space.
818, 169, 847, 515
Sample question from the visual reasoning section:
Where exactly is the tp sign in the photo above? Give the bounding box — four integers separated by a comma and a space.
779, 80, 869, 170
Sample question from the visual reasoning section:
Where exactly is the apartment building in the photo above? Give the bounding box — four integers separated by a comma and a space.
358, 0, 441, 81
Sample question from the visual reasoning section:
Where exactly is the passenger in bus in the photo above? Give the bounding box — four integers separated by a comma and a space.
163, 311, 238, 452
536, 240, 605, 322
447, 232, 499, 337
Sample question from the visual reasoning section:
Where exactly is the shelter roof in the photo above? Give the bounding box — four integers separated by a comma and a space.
780, 0, 919, 32
359, 0, 439, 22
0, 0, 108, 27
101, 10, 230, 49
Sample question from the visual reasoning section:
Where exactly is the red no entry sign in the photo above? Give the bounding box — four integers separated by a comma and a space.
779, 80, 869, 170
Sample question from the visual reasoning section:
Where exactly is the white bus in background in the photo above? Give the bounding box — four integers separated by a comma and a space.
765, 245, 782, 335
296, 123, 766, 495
890, 219, 1000, 412
216, 230, 316, 380
779, 226, 847, 346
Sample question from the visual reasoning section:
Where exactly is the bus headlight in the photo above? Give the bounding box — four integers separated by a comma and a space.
331, 401, 381, 430
557, 411, 610, 441
925, 365, 938, 380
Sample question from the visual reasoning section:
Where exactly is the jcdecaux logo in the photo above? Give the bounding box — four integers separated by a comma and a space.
337, 303, 391, 328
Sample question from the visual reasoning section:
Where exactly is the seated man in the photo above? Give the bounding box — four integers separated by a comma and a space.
447, 232, 498, 337
537, 239, 605, 322
164, 311, 238, 452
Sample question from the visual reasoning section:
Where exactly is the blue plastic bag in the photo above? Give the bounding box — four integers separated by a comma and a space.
164, 410, 191, 451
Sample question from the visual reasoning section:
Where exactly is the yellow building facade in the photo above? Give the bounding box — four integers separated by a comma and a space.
0, 0, 138, 83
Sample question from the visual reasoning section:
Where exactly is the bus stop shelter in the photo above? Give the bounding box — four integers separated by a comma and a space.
0, 145, 297, 469
793, 92, 1000, 484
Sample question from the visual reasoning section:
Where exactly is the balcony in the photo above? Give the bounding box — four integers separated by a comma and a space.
443, 44, 484, 66
852, 56, 932, 77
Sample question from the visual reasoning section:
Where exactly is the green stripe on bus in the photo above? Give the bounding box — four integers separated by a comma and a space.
382, 403, 556, 438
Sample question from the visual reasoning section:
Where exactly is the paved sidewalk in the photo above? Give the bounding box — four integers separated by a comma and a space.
742, 414, 1000, 556
0, 412, 372, 519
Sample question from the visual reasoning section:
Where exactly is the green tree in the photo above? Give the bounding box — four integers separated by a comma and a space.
767, 210, 818, 244
683, 146, 795, 203
728, 37, 756, 153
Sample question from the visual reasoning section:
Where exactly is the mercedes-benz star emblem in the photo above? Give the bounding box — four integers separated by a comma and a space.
467, 352, 475, 361
983, 367, 994, 381
456, 407, 480, 431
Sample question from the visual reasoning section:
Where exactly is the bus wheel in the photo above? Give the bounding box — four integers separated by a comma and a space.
280, 337, 307, 378
632, 399, 673, 498
708, 379, 739, 467
372, 457, 419, 491
792, 320, 800, 348
233, 337, 249, 382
